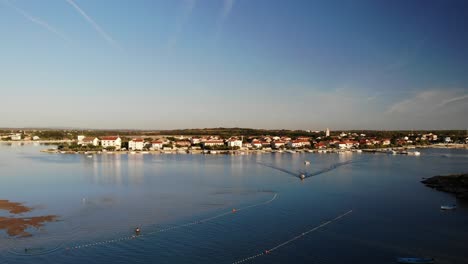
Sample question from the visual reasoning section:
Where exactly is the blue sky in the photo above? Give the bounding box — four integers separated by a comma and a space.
1, 0, 467, 130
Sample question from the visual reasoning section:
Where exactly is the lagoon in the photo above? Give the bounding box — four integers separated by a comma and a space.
0, 143, 467, 263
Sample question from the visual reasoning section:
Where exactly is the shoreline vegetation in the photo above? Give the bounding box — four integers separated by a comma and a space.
0, 200, 58, 237
422, 174, 468, 200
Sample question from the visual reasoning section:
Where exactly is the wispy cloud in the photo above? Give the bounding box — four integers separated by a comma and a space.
3, 0, 71, 43
215, 0, 236, 40
221, 0, 235, 21
438, 94, 468, 107
65, 0, 120, 50
167, 0, 197, 50
387, 90, 468, 114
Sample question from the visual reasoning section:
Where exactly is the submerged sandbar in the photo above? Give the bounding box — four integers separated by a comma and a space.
0, 200, 58, 237
0, 200, 32, 214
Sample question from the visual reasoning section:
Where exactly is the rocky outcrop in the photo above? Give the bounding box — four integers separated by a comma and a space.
422, 173, 468, 199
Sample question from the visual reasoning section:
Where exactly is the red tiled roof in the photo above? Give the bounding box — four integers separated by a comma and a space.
82, 137, 96, 142
151, 141, 163, 144
131, 138, 144, 142
176, 141, 191, 145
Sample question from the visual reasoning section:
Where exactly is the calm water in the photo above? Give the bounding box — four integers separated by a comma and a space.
1, 143, 467, 264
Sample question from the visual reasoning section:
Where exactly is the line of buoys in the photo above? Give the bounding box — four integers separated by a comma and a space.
66, 193, 278, 251
232, 210, 353, 264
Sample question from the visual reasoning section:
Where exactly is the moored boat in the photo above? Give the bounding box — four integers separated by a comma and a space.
440, 204, 457, 210
397, 257, 434, 264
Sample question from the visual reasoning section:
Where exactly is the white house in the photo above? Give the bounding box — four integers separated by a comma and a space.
80, 137, 100, 146
77, 135, 86, 143
129, 138, 145, 150
271, 140, 286, 149
10, 134, 21, 141
381, 139, 391, 146
251, 140, 262, 148
190, 137, 201, 144
336, 142, 348, 149
227, 139, 243, 148
202, 140, 225, 147
287, 139, 311, 148
242, 142, 252, 149
151, 140, 164, 150
101, 136, 122, 149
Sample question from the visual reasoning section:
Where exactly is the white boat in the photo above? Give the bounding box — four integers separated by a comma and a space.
304, 161, 310, 165
87, 155, 93, 158
440, 204, 457, 210
130, 151, 136, 154
356, 149, 362, 153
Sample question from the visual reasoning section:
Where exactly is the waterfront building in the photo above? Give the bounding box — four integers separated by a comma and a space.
227, 139, 243, 148
381, 139, 391, 146
129, 138, 145, 150
80, 137, 100, 146
336, 142, 347, 149
202, 140, 225, 147
315, 142, 327, 149
251, 140, 262, 148
271, 140, 286, 149
77, 135, 85, 142
10, 134, 21, 141
175, 141, 191, 147
287, 139, 311, 148
190, 137, 201, 144
151, 141, 164, 150
101, 136, 122, 150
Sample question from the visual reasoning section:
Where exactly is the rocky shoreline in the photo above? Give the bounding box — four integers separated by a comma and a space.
421, 173, 468, 199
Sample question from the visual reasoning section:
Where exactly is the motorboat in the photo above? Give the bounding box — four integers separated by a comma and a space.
397, 257, 434, 264
440, 204, 457, 210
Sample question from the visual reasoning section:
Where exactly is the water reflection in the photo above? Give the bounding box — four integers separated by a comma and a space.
127, 154, 144, 184
88, 154, 123, 185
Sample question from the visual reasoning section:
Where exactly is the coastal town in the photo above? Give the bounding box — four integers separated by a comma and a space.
1, 128, 467, 154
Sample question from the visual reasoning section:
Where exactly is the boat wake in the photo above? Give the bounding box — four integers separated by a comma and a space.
258, 160, 356, 180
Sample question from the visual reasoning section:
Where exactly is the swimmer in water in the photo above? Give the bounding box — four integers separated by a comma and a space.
135, 227, 141, 235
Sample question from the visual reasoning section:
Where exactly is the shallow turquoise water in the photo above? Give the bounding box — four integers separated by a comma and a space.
0, 143, 467, 263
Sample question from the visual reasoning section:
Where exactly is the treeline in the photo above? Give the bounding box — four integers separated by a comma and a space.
157, 128, 318, 138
